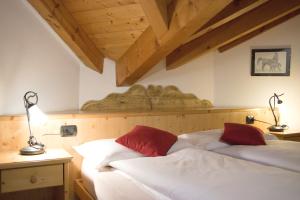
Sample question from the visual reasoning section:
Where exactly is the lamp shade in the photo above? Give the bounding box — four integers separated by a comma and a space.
28, 105, 47, 125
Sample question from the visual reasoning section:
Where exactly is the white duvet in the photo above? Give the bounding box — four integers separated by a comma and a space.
212, 140, 300, 172
93, 170, 170, 200
110, 148, 300, 200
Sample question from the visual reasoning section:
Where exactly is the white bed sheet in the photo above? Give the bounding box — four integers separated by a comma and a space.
81, 159, 171, 200
211, 140, 300, 172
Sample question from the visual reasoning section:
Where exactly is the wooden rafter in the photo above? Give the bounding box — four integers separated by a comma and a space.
185, 0, 268, 44
166, 0, 300, 69
218, 9, 300, 52
28, 0, 104, 73
116, 0, 231, 86
139, 0, 169, 39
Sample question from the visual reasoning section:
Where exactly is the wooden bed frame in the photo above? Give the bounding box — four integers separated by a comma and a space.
74, 179, 95, 200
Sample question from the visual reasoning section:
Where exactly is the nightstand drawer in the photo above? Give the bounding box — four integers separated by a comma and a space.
1, 164, 63, 193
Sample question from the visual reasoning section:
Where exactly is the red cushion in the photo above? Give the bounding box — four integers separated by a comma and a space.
220, 123, 266, 145
116, 125, 177, 156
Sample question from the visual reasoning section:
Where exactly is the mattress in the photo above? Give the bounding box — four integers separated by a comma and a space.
81, 159, 171, 200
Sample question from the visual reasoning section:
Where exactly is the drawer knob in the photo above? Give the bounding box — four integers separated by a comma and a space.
30, 176, 37, 184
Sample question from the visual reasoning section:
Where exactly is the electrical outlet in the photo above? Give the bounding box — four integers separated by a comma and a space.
60, 125, 77, 137
246, 116, 255, 124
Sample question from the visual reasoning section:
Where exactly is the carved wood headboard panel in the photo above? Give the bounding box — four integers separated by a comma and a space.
81, 85, 213, 112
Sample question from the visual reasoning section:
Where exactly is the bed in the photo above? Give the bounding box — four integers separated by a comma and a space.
74, 128, 300, 200
210, 139, 300, 172
179, 128, 300, 172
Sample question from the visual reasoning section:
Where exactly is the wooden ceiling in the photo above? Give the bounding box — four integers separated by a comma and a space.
28, 0, 300, 85
62, 0, 148, 60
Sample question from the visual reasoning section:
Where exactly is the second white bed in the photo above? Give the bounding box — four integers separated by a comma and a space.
180, 129, 300, 172
211, 140, 300, 172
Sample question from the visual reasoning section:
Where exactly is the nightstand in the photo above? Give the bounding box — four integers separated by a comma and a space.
0, 149, 72, 200
270, 130, 300, 142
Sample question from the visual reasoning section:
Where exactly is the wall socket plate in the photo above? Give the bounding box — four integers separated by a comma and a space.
60, 125, 77, 137
246, 115, 255, 124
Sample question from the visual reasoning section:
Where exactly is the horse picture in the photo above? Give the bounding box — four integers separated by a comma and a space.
256, 52, 282, 72
251, 48, 291, 76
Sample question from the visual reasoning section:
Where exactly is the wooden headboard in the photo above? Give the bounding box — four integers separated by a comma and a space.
0, 107, 274, 199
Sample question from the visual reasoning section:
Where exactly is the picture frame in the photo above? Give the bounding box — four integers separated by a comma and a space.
251, 48, 291, 76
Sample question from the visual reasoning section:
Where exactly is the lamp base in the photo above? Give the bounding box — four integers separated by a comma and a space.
268, 125, 287, 132
20, 145, 45, 155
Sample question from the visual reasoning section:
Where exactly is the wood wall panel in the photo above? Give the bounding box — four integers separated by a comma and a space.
0, 108, 274, 152
0, 108, 275, 199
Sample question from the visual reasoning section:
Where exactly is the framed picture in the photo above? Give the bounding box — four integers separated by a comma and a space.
251, 48, 291, 76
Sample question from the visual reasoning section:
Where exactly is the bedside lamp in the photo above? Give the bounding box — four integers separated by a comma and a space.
20, 91, 47, 155
268, 93, 287, 132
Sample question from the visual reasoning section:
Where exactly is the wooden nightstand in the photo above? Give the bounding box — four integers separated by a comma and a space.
0, 149, 72, 200
270, 131, 300, 142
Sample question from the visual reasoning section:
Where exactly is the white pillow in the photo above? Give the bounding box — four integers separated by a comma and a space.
73, 139, 143, 170
178, 129, 224, 148
179, 129, 278, 150
205, 133, 278, 151
167, 138, 194, 154
206, 141, 230, 151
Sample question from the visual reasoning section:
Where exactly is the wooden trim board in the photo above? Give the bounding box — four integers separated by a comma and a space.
74, 179, 95, 200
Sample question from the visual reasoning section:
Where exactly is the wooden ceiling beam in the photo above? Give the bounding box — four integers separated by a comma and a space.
116, 0, 231, 86
139, 0, 169, 39
166, 0, 300, 69
218, 9, 300, 52
28, 0, 104, 73
185, 0, 268, 44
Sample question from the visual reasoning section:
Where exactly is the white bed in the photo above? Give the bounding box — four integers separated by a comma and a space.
180, 129, 300, 172
81, 159, 171, 200
211, 140, 300, 172
110, 148, 300, 200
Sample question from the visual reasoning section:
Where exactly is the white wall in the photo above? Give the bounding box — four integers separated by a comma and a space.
79, 53, 215, 107
0, 0, 80, 115
214, 15, 300, 129
79, 59, 128, 107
